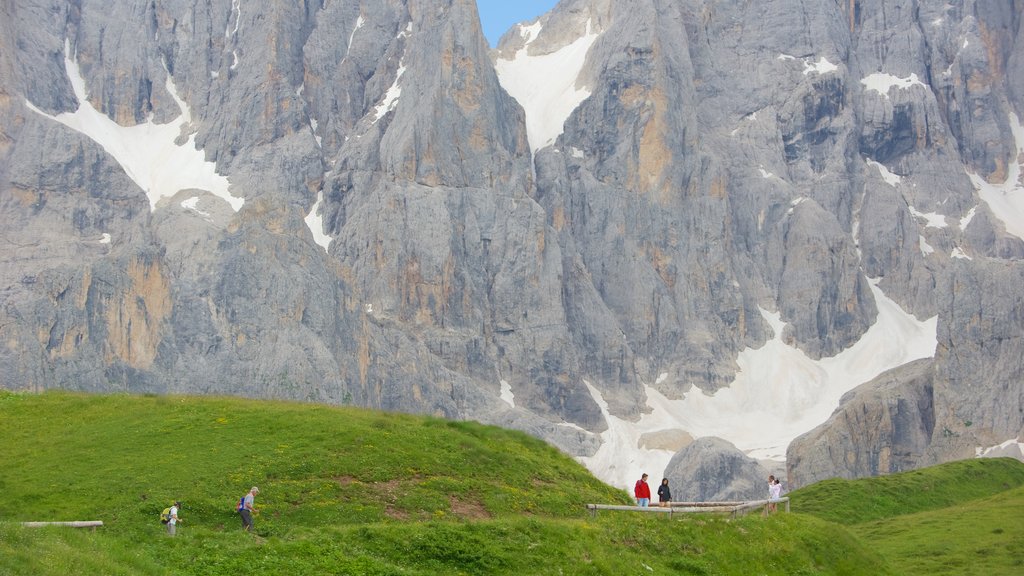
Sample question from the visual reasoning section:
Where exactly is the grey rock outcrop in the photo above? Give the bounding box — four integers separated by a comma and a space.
787, 359, 937, 488
664, 437, 770, 502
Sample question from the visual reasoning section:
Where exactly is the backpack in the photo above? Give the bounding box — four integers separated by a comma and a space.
237, 496, 245, 511
160, 507, 172, 524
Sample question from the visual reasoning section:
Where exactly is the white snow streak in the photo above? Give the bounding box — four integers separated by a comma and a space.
499, 380, 515, 407
579, 280, 937, 490
960, 206, 977, 231
181, 196, 211, 218
969, 112, 1024, 241
495, 20, 600, 153
786, 196, 807, 215
226, 0, 241, 38
298, 83, 322, 148
919, 235, 935, 256
803, 57, 838, 76
369, 21, 412, 124
909, 206, 947, 228
372, 61, 406, 122
348, 15, 365, 53
304, 191, 332, 252
867, 159, 902, 186
25, 41, 242, 212
976, 438, 1024, 460
777, 54, 837, 76
861, 72, 927, 97
518, 21, 543, 44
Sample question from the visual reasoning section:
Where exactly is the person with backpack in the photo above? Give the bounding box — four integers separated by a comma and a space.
166, 501, 182, 536
634, 473, 651, 507
238, 486, 259, 532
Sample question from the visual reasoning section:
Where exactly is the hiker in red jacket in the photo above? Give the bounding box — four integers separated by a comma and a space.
634, 473, 651, 507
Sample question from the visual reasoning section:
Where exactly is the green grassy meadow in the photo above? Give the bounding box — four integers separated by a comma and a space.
0, 391, 1021, 575
790, 458, 1024, 575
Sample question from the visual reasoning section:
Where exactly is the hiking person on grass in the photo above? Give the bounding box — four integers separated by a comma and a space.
167, 501, 182, 536
239, 486, 259, 531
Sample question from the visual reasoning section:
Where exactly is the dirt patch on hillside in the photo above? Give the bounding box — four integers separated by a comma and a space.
385, 505, 410, 520
449, 495, 491, 519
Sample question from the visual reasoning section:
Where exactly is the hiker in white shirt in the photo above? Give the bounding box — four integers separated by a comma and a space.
167, 501, 181, 536
239, 486, 259, 531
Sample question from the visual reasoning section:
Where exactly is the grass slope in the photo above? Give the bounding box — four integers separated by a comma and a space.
851, 486, 1024, 576
2, 391, 1016, 575
790, 457, 1024, 575
789, 457, 1024, 525
0, 391, 626, 528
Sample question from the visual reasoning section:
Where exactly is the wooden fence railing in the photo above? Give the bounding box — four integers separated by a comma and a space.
586, 498, 789, 518
20, 521, 104, 529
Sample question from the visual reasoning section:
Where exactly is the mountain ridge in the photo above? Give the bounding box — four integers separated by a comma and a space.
0, 0, 1021, 490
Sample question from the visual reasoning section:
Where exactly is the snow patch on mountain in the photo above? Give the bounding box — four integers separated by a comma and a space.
24, 41, 242, 212
579, 279, 938, 490
348, 15, 365, 53
919, 235, 935, 256
226, 0, 241, 38
803, 56, 838, 75
304, 191, 332, 252
370, 24, 414, 123
861, 72, 927, 96
970, 113, 1024, 241
977, 438, 1024, 460
373, 61, 406, 122
867, 159, 902, 186
181, 196, 211, 219
500, 380, 515, 407
909, 206, 947, 228
495, 19, 600, 153
777, 54, 838, 76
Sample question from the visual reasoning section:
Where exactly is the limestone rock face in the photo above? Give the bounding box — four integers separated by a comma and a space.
787, 359, 937, 488
1, 0, 1022, 487
664, 437, 770, 502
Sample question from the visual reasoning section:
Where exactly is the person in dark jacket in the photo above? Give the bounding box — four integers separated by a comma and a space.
657, 478, 672, 507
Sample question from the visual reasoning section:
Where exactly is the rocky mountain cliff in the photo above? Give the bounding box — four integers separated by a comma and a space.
1, 0, 1021, 489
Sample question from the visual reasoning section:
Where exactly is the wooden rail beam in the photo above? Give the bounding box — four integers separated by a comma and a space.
668, 501, 745, 507
587, 498, 789, 518
20, 521, 104, 529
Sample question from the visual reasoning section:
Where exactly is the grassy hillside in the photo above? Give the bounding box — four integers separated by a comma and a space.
0, 391, 625, 529
790, 457, 1024, 575
789, 457, 1024, 525
0, 391, 1018, 575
